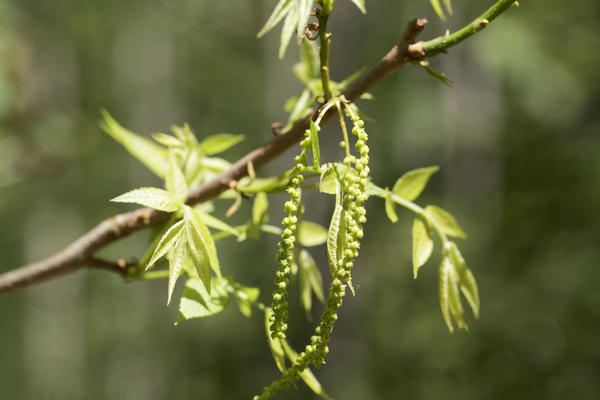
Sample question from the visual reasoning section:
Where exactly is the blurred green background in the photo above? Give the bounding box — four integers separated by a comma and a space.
1, 0, 599, 399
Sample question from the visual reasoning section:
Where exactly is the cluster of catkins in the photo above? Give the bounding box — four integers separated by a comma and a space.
256, 111, 370, 400
268, 130, 311, 340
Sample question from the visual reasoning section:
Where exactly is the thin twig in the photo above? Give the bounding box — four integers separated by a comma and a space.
0, 0, 516, 297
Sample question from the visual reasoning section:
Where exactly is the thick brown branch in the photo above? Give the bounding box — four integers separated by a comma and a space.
0, 2, 513, 297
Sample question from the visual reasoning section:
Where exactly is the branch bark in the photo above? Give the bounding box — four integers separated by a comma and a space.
0, 0, 516, 297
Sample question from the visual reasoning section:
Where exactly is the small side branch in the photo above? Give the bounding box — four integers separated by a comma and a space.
409, 0, 518, 58
0, 0, 516, 297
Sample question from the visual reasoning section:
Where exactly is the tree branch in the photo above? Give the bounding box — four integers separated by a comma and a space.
0, 0, 516, 297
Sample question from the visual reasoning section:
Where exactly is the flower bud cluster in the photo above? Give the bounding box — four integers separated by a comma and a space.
269, 130, 312, 340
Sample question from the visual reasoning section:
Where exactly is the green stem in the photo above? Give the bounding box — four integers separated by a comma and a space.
137, 270, 170, 280
422, 0, 517, 57
335, 100, 351, 158
317, 8, 333, 100
386, 192, 449, 246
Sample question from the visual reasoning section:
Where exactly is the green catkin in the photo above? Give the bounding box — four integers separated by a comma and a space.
269, 129, 312, 340
256, 110, 370, 400
311, 110, 369, 366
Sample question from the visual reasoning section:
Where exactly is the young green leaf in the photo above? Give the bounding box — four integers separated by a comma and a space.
265, 308, 287, 372
327, 199, 343, 274
425, 205, 467, 238
296, 0, 312, 44
280, 340, 333, 400
279, 4, 298, 59
299, 249, 325, 318
301, 40, 320, 80
196, 209, 241, 239
237, 174, 291, 194
184, 148, 202, 184
442, 0, 453, 16
257, 0, 293, 38
365, 181, 389, 197
166, 154, 188, 203
171, 123, 197, 146
285, 90, 314, 130
146, 220, 185, 270
167, 234, 187, 305
304, 250, 324, 302
439, 256, 454, 332
392, 166, 439, 201
449, 242, 480, 318
184, 206, 221, 277
198, 134, 245, 155
231, 282, 260, 318
309, 120, 321, 169
319, 163, 349, 194
430, 0, 447, 20
199, 156, 231, 173
181, 255, 200, 279
152, 132, 183, 148
412, 218, 434, 278
319, 167, 338, 195
248, 192, 269, 238
100, 110, 168, 178
111, 187, 181, 212
175, 277, 229, 324
336, 208, 347, 267
349, 0, 366, 14
445, 256, 469, 331
299, 250, 313, 317
447, 263, 468, 331
185, 216, 212, 294
298, 221, 328, 247
385, 195, 398, 223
